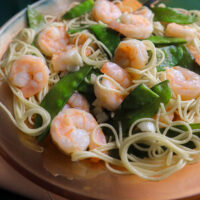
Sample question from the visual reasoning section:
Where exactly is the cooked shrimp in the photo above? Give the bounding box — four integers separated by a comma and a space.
92, 0, 121, 24
64, 92, 90, 112
109, 12, 153, 39
101, 62, 132, 88
72, 33, 93, 47
114, 39, 149, 69
166, 66, 200, 100
9, 55, 49, 98
94, 62, 132, 111
51, 45, 83, 72
50, 108, 106, 155
37, 25, 69, 57
134, 6, 154, 20
165, 23, 197, 42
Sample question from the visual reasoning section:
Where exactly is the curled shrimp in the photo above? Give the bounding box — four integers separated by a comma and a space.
64, 92, 90, 112
114, 39, 149, 69
51, 45, 83, 72
9, 55, 49, 98
37, 25, 69, 57
50, 108, 106, 155
94, 62, 132, 111
134, 6, 154, 20
165, 23, 197, 42
166, 66, 200, 100
92, 0, 122, 24
108, 12, 153, 39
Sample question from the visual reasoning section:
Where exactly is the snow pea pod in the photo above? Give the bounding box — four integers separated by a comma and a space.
120, 84, 159, 110
114, 80, 171, 133
35, 65, 92, 142
157, 45, 183, 72
67, 28, 86, 34
177, 45, 200, 74
152, 7, 197, 24
89, 24, 120, 56
68, 24, 121, 56
77, 68, 101, 104
62, 0, 94, 20
147, 36, 186, 45
27, 7, 45, 30
157, 44, 200, 74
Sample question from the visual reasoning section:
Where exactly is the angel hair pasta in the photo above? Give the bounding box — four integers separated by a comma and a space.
1, 0, 200, 181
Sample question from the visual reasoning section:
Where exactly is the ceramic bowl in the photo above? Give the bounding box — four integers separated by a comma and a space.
1, 0, 200, 199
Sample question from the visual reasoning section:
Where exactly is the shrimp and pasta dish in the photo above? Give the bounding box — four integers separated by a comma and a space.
1, 0, 200, 181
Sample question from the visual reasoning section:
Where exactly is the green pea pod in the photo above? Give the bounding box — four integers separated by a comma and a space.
36, 65, 92, 142
177, 45, 200, 74
120, 84, 159, 110
157, 45, 183, 72
147, 36, 186, 45
151, 80, 172, 105
152, 7, 197, 24
62, 0, 94, 20
77, 68, 101, 104
157, 45, 200, 74
27, 7, 45, 30
114, 80, 171, 133
67, 28, 86, 34
89, 24, 120, 56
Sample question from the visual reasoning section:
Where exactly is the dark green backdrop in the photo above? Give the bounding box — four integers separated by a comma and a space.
0, 0, 38, 26
1, 0, 200, 27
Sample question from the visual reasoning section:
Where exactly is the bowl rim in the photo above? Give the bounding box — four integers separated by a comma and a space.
0, 0, 45, 33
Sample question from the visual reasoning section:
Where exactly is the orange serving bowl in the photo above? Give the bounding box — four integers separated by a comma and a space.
1, 0, 200, 199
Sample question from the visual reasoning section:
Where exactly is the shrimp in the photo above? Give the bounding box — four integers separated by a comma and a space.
92, 0, 122, 24
166, 66, 200, 100
51, 45, 83, 72
9, 55, 49, 98
100, 61, 132, 88
50, 108, 106, 155
108, 12, 153, 39
37, 25, 69, 57
94, 62, 132, 111
64, 92, 90, 112
114, 39, 149, 70
134, 6, 154, 20
165, 23, 197, 42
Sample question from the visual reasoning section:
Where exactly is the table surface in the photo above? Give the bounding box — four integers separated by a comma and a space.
0, 157, 65, 200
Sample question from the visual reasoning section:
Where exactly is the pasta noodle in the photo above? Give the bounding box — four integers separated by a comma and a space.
1, 0, 200, 181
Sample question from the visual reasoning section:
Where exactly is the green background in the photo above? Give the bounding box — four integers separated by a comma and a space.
0, 0, 38, 26
166, 0, 200, 9
1, 0, 200, 27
